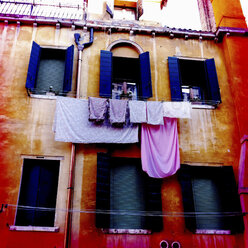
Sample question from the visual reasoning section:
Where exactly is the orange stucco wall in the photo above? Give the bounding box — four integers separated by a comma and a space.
0, 13, 246, 248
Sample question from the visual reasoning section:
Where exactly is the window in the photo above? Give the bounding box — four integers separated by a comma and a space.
99, 50, 152, 99
106, 0, 143, 20
25, 41, 74, 96
178, 164, 244, 234
168, 57, 221, 106
96, 153, 163, 233
15, 159, 60, 227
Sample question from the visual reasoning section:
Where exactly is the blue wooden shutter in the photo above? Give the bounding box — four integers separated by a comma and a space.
145, 177, 163, 232
25, 41, 41, 90
15, 160, 40, 226
139, 52, 152, 99
63, 45, 74, 93
168, 57, 182, 101
178, 164, 196, 232
204, 58, 221, 104
99, 50, 112, 97
96, 153, 111, 228
35, 160, 60, 227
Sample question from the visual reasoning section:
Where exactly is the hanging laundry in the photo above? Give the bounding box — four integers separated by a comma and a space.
147, 101, 164, 125
129, 100, 147, 123
141, 117, 180, 178
109, 99, 128, 125
88, 97, 108, 122
53, 97, 138, 144
163, 101, 192, 119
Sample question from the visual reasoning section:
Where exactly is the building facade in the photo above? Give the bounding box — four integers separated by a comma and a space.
0, 0, 248, 248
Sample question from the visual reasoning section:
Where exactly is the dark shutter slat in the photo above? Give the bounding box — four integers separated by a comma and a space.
15, 160, 40, 226
139, 52, 152, 99
35, 160, 60, 227
145, 177, 163, 232
192, 168, 224, 231
96, 153, 111, 228
218, 166, 244, 233
168, 56, 182, 101
63, 45, 74, 93
178, 164, 196, 232
110, 158, 146, 229
25, 41, 41, 90
99, 50, 112, 97
205, 58, 221, 104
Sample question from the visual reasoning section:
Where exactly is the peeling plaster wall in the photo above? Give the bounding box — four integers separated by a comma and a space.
0, 22, 245, 248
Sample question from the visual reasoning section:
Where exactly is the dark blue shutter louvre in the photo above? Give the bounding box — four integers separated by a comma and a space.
110, 158, 146, 229
96, 153, 111, 228
15, 160, 40, 226
145, 177, 163, 232
139, 52, 152, 99
63, 45, 74, 93
25, 41, 41, 90
99, 50, 112, 97
35, 160, 60, 227
168, 57, 182, 101
178, 164, 196, 232
205, 58, 221, 104
219, 166, 244, 233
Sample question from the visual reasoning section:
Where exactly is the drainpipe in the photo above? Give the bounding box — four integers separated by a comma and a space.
64, 28, 94, 248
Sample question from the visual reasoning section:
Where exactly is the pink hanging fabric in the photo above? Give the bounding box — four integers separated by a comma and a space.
141, 117, 180, 178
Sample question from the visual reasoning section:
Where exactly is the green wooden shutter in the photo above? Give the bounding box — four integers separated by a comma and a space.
168, 57, 182, 101
96, 153, 111, 228
99, 50, 113, 97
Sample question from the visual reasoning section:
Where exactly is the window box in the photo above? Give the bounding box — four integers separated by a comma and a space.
25, 42, 74, 97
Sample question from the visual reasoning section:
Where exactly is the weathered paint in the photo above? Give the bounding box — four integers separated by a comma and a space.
0, 0, 247, 245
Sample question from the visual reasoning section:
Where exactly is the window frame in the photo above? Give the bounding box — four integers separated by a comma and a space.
178, 164, 244, 234
10, 157, 62, 231
25, 41, 74, 99
95, 153, 163, 234
168, 56, 221, 109
99, 50, 153, 99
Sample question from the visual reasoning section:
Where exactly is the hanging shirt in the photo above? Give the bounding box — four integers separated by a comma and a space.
88, 97, 108, 122
141, 117, 180, 178
109, 99, 128, 125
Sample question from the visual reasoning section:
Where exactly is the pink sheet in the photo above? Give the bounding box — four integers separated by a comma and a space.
141, 117, 180, 178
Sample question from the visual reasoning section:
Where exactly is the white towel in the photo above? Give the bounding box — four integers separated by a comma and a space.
147, 101, 164, 125
163, 102, 191, 119
129, 100, 147, 123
